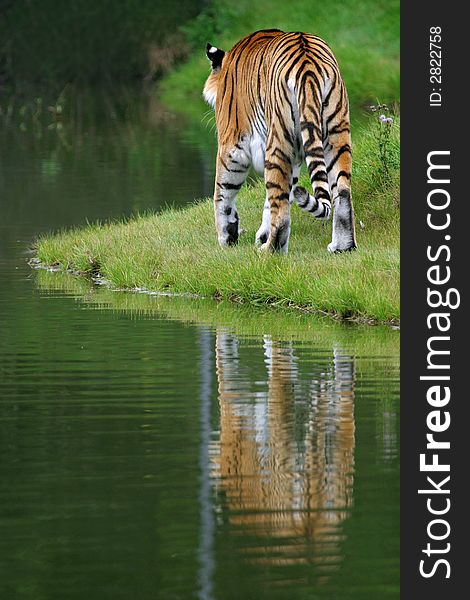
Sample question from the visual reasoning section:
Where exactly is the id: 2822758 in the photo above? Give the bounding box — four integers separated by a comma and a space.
429, 26, 442, 107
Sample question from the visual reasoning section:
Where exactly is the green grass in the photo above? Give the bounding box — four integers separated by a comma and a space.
35, 116, 400, 324
159, 0, 399, 120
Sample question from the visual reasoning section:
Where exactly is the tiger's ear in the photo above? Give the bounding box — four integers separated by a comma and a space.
206, 43, 225, 71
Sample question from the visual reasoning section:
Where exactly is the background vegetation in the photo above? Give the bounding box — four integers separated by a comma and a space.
0, 0, 203, 89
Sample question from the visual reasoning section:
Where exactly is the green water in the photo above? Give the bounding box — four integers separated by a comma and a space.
0, 93, 399, 599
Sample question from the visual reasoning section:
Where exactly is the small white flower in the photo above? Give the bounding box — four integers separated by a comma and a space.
379, 114, 387, 123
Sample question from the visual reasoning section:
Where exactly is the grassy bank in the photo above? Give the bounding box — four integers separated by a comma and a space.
35, 115, 399, 324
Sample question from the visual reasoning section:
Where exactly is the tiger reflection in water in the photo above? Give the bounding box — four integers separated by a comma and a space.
211, 331, 355, 579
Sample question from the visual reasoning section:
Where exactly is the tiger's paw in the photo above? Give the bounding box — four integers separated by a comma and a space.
218, 218, 240, 246
258, 237, 289, 255
327, 241, 357, 253
255, 227, 269, 246
258, 240, 272, 253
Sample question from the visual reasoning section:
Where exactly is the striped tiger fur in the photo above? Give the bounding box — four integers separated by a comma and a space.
203, 29, 357, 254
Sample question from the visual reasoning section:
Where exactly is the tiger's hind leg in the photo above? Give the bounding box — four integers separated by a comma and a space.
256, 163, 300, 246
323, 104, 357, 253
259, 146, 293, 254
213, 145, 250, 246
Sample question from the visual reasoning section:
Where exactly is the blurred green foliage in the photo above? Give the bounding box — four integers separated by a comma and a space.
180, 1, 240, 49
0, 0, 204, 88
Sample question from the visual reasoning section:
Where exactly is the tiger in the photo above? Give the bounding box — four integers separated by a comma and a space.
203, 29, 357, 254
213, 330, 355, 569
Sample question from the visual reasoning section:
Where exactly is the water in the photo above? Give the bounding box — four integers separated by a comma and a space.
0, 92, 399, 599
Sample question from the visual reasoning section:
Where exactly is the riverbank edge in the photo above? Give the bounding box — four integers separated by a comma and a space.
33, 158, 400, 327
29, 259, 399, 328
